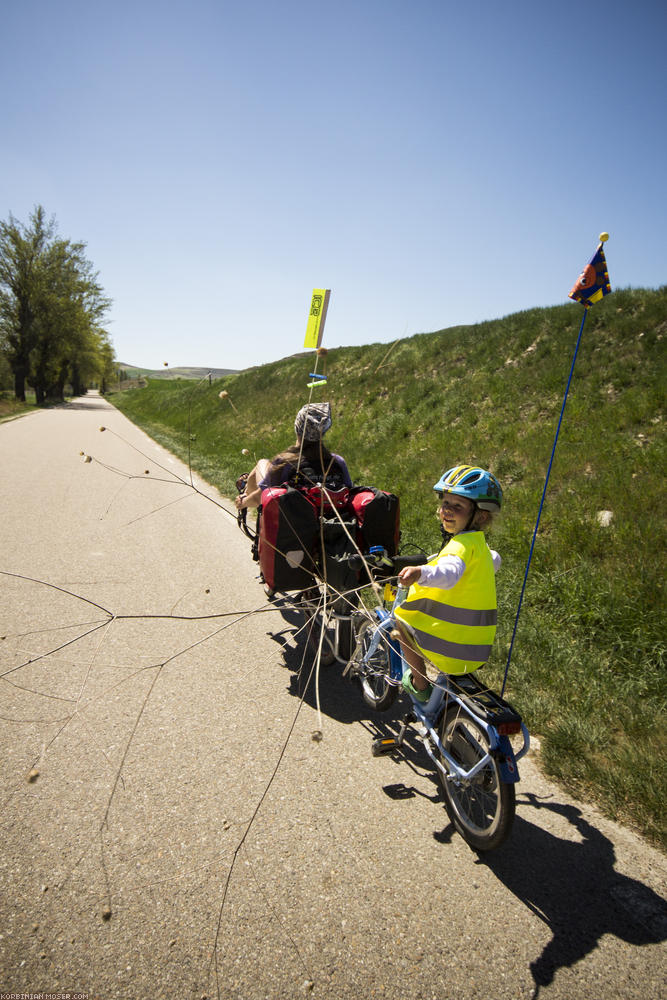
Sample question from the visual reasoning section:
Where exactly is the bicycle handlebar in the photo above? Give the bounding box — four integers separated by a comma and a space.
348, 551, 429, 575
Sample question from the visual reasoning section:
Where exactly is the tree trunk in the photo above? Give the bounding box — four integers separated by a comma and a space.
14, 369, 26, 402
70, 362, 83, 397
52, 375, 66, 401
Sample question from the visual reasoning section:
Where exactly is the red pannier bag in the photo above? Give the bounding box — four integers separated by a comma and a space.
259, 486, 319, 592
347, 487, 400, 556
303, 485, 350, 516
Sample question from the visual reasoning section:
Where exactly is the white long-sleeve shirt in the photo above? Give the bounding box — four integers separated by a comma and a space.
418, 549, 501, 590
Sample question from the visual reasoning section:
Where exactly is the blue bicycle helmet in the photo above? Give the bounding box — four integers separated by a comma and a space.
433, 464, 503, 511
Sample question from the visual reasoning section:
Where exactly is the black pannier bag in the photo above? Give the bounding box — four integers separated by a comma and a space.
287, 456, 348, 492
288, 457, 350, 517
259, 486, 319, 592
318, 516, 360, 611
347, 487, 400, 556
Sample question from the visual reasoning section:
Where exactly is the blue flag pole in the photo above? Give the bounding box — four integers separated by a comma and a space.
501, 307, 589, 695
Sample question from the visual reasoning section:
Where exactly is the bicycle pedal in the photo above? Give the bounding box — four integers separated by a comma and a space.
372, 736, 401, 757
342, 658, 357, 677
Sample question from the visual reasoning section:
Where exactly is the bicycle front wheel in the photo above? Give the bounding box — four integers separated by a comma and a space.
437, 707, 515, 852
352, 617, 398, 712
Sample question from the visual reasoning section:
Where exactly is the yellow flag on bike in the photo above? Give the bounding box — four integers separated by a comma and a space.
304, 289, 331, 349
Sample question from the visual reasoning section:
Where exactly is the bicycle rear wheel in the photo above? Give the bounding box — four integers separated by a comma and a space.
301, 586, 358, 664
299, 587, 336, 666
437, 706, 515, 851
332, 587, 359, 662
352, 618, 398, 712
337, 615, 353, 661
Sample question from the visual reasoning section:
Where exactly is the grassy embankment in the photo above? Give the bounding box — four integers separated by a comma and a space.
111, 286, 666, 849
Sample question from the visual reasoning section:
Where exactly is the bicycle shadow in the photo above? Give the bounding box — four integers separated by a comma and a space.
265, 598, 373, 726
270, 601, 667, 995
373, 762, 667, 993
269, 599, 667, 992
473, 793, 667, 995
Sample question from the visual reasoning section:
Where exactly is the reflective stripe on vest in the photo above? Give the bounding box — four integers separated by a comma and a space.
402, 597, 497, 629
410, 627, 494, 665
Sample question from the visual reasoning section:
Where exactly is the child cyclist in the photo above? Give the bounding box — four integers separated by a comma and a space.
394, 465, 503, 702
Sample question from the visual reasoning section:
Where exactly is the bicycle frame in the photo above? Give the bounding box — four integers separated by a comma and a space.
406, 675, 530, 787
364, 597, 530, 787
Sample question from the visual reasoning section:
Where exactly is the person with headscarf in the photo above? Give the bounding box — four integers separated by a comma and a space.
235, 402, 352, 510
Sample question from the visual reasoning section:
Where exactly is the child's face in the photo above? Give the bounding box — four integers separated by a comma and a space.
438, 491, 475, 534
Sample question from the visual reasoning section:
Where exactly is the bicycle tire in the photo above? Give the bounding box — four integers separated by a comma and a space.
335, 583, 360, 662
299, 587, 335, 665
437, 706, 515, 851
352, 617, 398, 712
301, 586, 358, 664
337, 615, 354, 661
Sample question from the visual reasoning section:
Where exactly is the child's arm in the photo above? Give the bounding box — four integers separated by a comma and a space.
397, 564, 426, 586
398, 556, 464, 589
398, 550, 501, 590
417, 555, 465, 589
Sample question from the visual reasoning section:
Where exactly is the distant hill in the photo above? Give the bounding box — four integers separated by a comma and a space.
118, 363, 239, 380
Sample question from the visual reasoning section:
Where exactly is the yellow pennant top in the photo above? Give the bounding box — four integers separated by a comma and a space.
304, 288, 330, 349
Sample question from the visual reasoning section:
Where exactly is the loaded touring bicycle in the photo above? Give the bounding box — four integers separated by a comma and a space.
237, 473, 528, 850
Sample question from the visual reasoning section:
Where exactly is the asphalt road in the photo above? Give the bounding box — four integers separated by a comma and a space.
1, 393, 665, 1000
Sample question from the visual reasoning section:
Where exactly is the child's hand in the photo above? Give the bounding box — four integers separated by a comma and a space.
398, 565, 422, 587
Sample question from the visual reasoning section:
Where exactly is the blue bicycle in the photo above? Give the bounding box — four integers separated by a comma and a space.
346, 550, 530, 851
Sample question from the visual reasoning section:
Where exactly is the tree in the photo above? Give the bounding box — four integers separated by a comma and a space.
0, 344, 12, 391
0, 206, 55, 400
29, 237, 111, 402
98, 333, 116, 395
0, 206, 113, 402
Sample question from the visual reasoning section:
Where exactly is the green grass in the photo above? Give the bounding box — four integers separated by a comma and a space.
111, 286, 667, 849
0, 391, 40, 422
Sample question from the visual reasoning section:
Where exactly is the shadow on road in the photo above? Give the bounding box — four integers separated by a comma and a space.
56, 398, 111, 410
266, 596, 667, 996
265, 596, 373, 726
476, 793, 667, 995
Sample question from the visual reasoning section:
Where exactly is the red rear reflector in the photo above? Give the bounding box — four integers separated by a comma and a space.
498, 721, 522, 735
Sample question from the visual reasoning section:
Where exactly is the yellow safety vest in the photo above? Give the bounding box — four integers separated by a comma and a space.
395, 531, 497, 674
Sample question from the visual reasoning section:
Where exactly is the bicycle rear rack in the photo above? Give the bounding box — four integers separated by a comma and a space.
448, 672, 523, 730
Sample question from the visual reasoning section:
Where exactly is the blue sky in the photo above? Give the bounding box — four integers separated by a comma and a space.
2, 0, 665, 371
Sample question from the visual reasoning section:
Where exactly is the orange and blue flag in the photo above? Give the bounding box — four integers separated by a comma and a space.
569, 235, 612, 308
